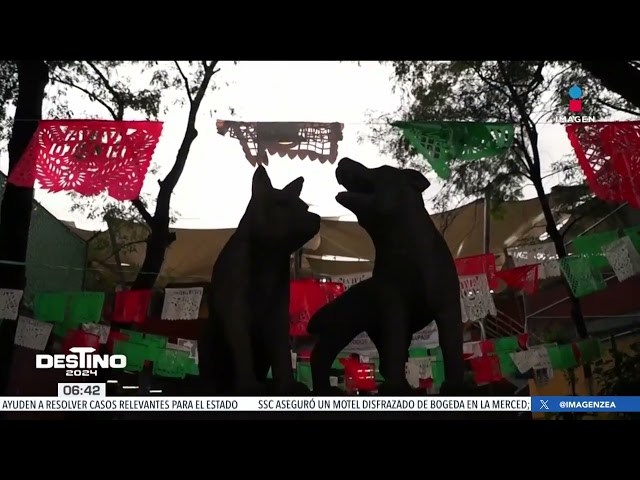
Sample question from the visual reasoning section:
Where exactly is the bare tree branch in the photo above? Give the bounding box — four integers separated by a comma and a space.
133, 60, 221, 289
497, 61, 541, 174
90, 258, 120, 275
470, 65, 510, 98
51, 74, 118, 120
99, 239, 148, 262
161, 60, 219, 192
595, 98, 640, 116
560, 215, 584, 239
174, 61, 193, 103
131, 197, 154, 225
84, 62, 156, 226
580, 61, 640, 110
526, 62, 545, 93
86, 61, 124, 119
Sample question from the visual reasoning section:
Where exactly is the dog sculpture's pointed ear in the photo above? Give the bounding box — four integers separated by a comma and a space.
403, 168, 431, 192
282, 176, 304, 197
252, 165, 273, 197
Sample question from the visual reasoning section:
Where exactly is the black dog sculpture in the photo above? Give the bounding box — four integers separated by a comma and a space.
308, 158, 464, 395
200, 166, 321, 395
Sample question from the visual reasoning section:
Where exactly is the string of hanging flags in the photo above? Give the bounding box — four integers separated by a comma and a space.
509, 226, 640, 297
391, 121, 515, 180
6, 119, 346, 200
216, 120, 344, 166
7, 120, 164, 201
566, 121, 640, 208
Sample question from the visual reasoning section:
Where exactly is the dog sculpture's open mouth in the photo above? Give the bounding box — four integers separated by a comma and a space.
335, 160, 375, 207
335, 176, 374, 207
338, 173, 374, 194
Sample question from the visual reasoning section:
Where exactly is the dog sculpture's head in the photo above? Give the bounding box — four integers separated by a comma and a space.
248, 166, 321, 252
335, 157, 430, 227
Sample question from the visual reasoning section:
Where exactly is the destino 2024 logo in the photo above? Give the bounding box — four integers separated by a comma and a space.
36, 347, 127, 377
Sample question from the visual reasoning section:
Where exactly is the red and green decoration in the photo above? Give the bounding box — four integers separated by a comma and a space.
29, 289, 199, 379
289, 279, 345, 336
566, 121, 640, 208
110, 330, 198, 378
561, 226, 640, 297
290, 334, 603, 393
392, 121, 515, 180
34, 291, 105, 337
7, 120, 163, 201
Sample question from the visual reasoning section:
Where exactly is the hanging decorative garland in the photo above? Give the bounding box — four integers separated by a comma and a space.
391, 121, 515, 179
508, 242, 561, 279
8, 120, 163, 201
495, 265, 539, 295
603, 237, 640, 282
454, 253, 498, 290
559, 255, 607, 298
216, 120, 344, 166
566, 121, 640, 208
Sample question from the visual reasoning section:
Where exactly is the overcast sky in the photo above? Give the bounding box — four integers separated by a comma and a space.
1, 61, 578, 231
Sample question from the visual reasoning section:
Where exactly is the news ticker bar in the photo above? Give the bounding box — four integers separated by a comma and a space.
0, 391, 639, 413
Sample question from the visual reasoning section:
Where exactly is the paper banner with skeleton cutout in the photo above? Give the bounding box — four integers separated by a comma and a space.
217, 120, 343, 166
459, 274, 497, 323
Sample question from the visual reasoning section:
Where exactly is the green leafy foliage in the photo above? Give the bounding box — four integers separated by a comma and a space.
48, 61, 164, 120
551, 61, 640, 119
45, 62, 173, 226
577, 61, 640, 114
367, 61, 631, 239
0, 61, 170, 219
367, 62, 636, 393
593, 340, 640, 419
0, 62, 17, 148
595, 341, 640, 395
0, 61, 229, 288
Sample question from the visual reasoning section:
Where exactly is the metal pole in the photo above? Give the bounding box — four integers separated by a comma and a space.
522, 292, 529, 333
105, 215, 126, 289
480, 186, 492, 338
292, 249, 302, 279
527, 274, 617, 318
525, 202, 627, 337
564, 202, 628, 247
483, 187, 492, 254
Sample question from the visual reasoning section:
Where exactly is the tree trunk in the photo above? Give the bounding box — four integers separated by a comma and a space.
531, 179, 593, 392
131, 124, 198, 290
131, 226, 174, 290
579, 61, 640, 110
0, 61, 49, 396
130, 62, 218, 290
